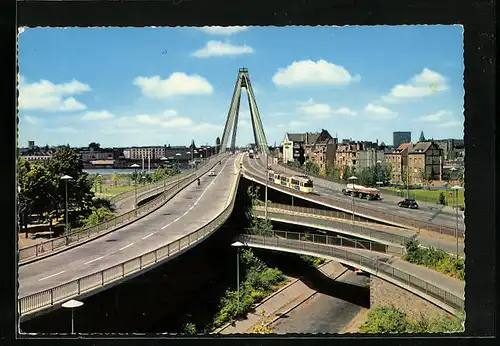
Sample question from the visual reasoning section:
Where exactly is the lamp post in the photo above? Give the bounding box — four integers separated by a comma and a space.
451, 185, 464, 260
160, 157, 168, 191
175, 152, 182, 188
130, 164, 140, 208
376, 160, 382, 186
348, 176, 358, 230
265, 153, 269, 221
60, 175, 73, 235
61, 299, 84, 334
231, 241, 244, 312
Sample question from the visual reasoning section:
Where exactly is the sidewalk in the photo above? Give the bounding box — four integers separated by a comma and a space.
218, 261, 346, 334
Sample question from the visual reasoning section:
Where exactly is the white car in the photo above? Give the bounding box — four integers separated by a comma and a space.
208, 170, 216, 177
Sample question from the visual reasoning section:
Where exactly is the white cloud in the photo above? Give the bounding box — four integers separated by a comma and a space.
298, 102, 356, 119
382, 68, 448, 103
364, 103, 397, 119
46, 126, 78, 133
272, 59, 360, 87
82, 110, 115, 121
267, 112, 290, 117
19, 76, 90, 112
23, 115, 40, 124
192, 41, 254, 58
198, 26, 248, 36
278, 120, 308, 129
439, 120, 462, 128
133, 73, 213, 98
190, 123, 223, 133
418, 110, 452, 122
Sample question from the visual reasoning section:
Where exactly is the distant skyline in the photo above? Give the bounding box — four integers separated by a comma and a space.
18, 26, 464, 148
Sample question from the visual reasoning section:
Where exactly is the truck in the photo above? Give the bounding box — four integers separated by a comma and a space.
342, 183, 381, 200
248, 149, 254, 159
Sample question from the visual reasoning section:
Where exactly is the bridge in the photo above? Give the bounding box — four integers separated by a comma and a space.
18, 68, 465, 323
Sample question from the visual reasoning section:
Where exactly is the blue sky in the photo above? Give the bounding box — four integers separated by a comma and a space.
18, 25, 464, 148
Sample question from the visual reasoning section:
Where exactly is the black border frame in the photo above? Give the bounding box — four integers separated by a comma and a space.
2, 0, 496, 343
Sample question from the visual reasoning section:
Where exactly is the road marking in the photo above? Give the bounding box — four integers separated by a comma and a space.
38, 270, 65, 281
161, 222, 172, 230
84, 256, 105, 265
142, 232, 155, 240
119, 243, 134, 251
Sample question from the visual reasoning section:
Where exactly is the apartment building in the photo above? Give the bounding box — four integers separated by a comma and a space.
355, 148, 387, 171
81, 150, 114, 163
384, 143, 413, 183
123, 146, 167, 160
312, 137, 337, 171
407, 141, 443, 184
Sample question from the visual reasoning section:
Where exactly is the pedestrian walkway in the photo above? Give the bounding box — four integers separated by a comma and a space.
218, 261, 346, 334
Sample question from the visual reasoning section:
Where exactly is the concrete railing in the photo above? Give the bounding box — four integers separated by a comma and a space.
242, 168, 463, 238
253, 203, 410, 247
238, 234, 464, 313
18, 157, 242, 318
260, 229, 403, 256
18, 155, 224, 264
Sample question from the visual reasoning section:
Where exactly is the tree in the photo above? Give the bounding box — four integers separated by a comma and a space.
44, 147, 95, 220
111, 173, 120, 186
88, 142, 101, 151
305, 161, 319, 174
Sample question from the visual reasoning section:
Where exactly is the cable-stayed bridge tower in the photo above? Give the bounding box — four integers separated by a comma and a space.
220, 68, 270, 154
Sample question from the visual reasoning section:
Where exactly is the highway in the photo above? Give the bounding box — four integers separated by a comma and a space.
19, 154, 240, 298
244, 155, 464, 231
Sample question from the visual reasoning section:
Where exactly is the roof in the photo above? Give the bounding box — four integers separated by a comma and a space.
409, 141, 434, 154
397, 143, 411, 151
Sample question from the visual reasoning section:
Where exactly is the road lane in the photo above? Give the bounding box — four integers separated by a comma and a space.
19, 155, 239, 297
245, 155, 463, 231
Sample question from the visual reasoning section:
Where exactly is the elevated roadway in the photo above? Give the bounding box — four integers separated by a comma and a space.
253, 204, 464, 257
238, 233, 464, 315
242, 154, 464, 236
19, 154, 241, 320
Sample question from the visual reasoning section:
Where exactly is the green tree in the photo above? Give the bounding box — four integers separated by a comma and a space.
183, 322, 197, 335
305, 161, 319, 174
439, 192, 446, 205
44, 147, 95, 220
82, 206, 114, 227
111, 173, 120, 187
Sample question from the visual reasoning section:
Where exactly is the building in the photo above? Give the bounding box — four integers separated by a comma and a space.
384, 143, 413, 183
28, 141, 35, 149
312, 137, 337, 172
393, 131, 412, 148
356, 148, 387, 171
282, 129, 335, 165
81, 149, 114, 163
432, 138, 464, 160
123, 146, 167, 161
407, 141, 443, 184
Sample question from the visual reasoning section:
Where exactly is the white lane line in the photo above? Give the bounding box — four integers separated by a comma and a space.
161, 223, 172, 230
38, 270, 65, 281
84, 256, 105, 265
142, 232, 155, 240
159, 158, 232, 231
119, 243, 134, 251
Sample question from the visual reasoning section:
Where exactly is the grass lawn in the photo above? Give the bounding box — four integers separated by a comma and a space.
92, 184, 136, 196
381, 187, 465, 206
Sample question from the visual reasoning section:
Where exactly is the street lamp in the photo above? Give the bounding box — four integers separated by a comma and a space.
60, 175, 73, 235
231, 241, 245, 312
160, 157, 168, 191
61, 299, 84, 334
175, 152, 182, 188
450, 185, 464, 260
265, 153, 269, 221
376, 160, 382, 186
347, 176, 358, 230
130, 164, 140, 208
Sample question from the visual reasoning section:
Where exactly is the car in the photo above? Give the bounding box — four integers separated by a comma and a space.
208, 170, 216, 177
398, 198, 419, 209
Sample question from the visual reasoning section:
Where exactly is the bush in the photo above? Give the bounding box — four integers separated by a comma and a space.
183, 322, 197, 335
439, 192, 446, 205
359, 305, 409, 333
360, 305, 465, 333
81, 206, 114, 227
300, 254, 326, 267
404, 239, 464, 280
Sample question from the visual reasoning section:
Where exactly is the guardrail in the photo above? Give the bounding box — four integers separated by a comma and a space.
18, 155, 224, 263
238, 234, 464, 312
253, 204, 410, 247
258, 229, 403, 256
19, 158, 242, 318
242, 168, 463, 238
